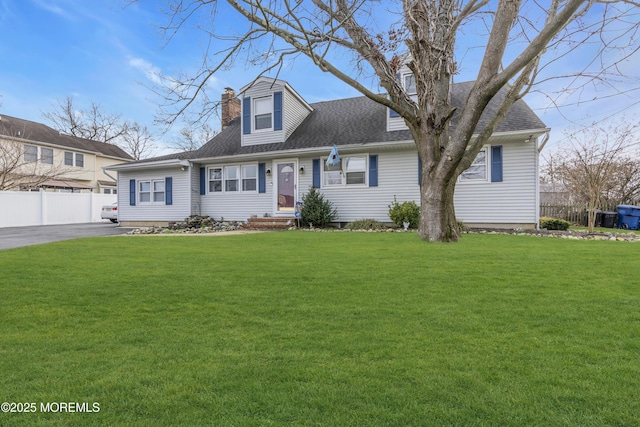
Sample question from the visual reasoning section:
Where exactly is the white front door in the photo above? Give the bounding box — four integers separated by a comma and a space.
274, 160, 297, 215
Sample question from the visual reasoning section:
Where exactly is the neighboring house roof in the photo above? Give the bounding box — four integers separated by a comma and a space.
0, 114, 133, 160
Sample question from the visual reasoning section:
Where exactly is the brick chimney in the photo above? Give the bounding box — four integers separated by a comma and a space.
221, 87, 241, 130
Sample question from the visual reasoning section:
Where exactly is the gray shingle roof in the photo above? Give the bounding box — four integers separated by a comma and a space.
0, 114, 133, 160
194, 82, 545, 160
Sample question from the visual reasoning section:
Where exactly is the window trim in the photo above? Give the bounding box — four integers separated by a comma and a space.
24, 145, 38, 163
321, 155, 368, 188
207, 164, 261, 194
253, 95, 273, 132
138, 179, 166, 204
459, 147, 490, 183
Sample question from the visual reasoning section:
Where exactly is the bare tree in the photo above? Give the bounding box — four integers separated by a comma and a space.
0, 126, 76, 191
43, 97, 130, 144
169, 122, 216, 152
542, 118, 640, 231
120, 123, 159, 160
42, 97, 159, 160
150, 0, 640, 242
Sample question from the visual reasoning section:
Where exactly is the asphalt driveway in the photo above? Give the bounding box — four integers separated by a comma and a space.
0, 223, 132, 250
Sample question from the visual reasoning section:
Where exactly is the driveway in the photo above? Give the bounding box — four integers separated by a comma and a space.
0, 223, 132, 250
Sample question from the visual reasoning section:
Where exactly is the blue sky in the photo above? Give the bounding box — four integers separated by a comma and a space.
1, 0, 638, 154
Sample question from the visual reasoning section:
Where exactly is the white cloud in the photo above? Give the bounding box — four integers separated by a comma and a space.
30, 0, 74, 20
128, 57, 164, 85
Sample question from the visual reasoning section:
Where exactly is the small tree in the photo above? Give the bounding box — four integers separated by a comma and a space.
541, 118, 640, 232
300, 187, 337, 227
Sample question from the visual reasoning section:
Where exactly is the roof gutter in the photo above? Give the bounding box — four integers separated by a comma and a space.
105, 158, 191, 171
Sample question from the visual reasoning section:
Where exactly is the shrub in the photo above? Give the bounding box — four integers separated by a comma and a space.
540, 217, 570, 231
345, 219, 387, 230
388, 197, 420, 228
300, 187, 337, 227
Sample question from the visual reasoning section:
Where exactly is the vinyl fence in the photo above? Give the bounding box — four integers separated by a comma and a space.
0, 190, 117, 228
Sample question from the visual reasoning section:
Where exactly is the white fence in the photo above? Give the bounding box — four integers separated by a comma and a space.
0, 191, 117, 228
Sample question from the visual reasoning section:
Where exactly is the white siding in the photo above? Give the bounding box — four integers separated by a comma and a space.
283, 88, 312, 140
241, 81, 312, 146
117, 169, 191, 222
199, 161, 273, 221
454, 141, 538, 225
242, 81, 285, 146
299, 141, 537, 226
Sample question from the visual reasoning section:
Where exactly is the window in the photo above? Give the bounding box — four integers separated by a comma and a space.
242, 165, 257, 191
75, 153, 84, 168
64, 151, 74, 166
254, 96, 272, 130
138, 180, 165, 203
24, 145, 37, 163
404, 74, 416, 94
41, 147, 53, 164
323, 159, 343, 186
103, 189, 112, 194
345, 157, 366, 185
209, 168, 222, 192
460, 148, 488, 181
225, 166, 240, 192
139, 181, 151, 203
153, 181, 165, 202
323, 156, 367, 187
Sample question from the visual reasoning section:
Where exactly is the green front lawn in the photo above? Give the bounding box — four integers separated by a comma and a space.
1, 232, 639, 426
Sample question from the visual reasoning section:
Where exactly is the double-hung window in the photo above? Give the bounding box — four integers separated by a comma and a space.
460, 148, 488, 181
24, 145, 37, 163
225, 166, 240, 192
41, 148, 54, 164
254, 96, 272, 131
323, 156, 367, 187
139, 180, 165, 203
209, 168, 222, 192
64, 151, 74, 166
76, 153, 84, 168
242, 165, 257, 191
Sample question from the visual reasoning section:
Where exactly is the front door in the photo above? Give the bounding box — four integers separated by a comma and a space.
275, 161, 296, 214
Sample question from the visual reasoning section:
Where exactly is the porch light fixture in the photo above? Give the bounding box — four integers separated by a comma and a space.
299, 166, 305, 173
266, 169, 271, 176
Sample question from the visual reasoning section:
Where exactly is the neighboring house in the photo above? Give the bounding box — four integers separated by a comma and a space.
108, 76, 548, 229
0, 114, 133, 193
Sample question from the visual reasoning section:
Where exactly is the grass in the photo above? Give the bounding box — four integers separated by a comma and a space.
1, 231, 639, 426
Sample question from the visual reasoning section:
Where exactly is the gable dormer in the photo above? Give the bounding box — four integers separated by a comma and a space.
240, 77, 313, 146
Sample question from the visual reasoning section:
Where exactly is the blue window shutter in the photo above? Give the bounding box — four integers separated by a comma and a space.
273, 91, 283, 131
312, 159, 320, 188
165, 177, 173, 205
258, 163, 266, 193
129, 179, 136, 206
369, 155, 378, 187
491, 145, 503, 182
418, 156, 422, 185
242, 97, 251, 135
199, 167, 206, 195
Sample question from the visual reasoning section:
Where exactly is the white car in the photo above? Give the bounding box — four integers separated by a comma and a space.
101, 203, 118, 223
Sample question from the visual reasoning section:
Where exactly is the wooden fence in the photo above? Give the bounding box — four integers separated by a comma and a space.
539, 204, 620, 225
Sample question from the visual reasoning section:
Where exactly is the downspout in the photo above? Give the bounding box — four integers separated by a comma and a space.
534, 132, 551, 229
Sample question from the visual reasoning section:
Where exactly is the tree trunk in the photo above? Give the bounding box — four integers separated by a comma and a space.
419, 172, 460, 242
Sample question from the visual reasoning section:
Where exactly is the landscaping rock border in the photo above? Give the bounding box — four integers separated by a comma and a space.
127, 215, 640, 241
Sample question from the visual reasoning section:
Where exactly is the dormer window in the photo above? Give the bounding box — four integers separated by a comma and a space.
404, 74, 416, 94
254, 96, 273, 131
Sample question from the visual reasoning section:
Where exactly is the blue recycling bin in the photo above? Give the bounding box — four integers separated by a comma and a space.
616, 205, 640, 230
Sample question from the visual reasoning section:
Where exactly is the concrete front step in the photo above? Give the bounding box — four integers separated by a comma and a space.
244, 217, 296, 230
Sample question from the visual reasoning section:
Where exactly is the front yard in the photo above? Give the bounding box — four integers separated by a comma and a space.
1, 232, 638, 426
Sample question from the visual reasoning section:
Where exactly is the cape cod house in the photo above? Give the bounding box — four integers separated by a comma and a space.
107, 76, 548, 229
